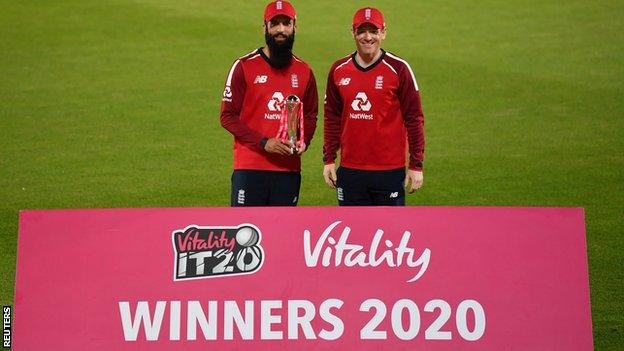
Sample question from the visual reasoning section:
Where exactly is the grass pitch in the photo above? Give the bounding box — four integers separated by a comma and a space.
1, 0, 623, 348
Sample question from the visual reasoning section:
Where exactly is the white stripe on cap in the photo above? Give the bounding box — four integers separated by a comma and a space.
385, 52, 419, 91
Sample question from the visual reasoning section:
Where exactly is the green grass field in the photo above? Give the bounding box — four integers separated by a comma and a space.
1, 0, 622, 348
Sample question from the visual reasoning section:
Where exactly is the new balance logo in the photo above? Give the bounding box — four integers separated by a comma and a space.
338, 77, 351, 86
267, 92, 284, 111
254, 75, 268, 84
351, 92, 372, 111
390, 192, 399, 198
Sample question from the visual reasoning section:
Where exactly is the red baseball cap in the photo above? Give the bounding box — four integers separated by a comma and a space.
264, 1, 297, 22
352, 7, 385, 29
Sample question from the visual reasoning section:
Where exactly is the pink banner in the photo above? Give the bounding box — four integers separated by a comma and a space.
14, 207, 592, 350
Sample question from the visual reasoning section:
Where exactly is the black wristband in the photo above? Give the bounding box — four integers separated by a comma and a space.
260, 137, 269, 148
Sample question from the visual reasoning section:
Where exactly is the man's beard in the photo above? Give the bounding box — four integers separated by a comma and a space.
265, 30, 295, 69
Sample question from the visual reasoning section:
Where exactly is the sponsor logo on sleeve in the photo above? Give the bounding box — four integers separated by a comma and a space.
222, 86, 233, 102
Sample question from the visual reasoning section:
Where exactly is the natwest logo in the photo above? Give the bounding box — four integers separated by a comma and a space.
223, 86, 232, 98
172, 224, 264, 281
351, 92, 372, 111
222, 86, 233, 102
267, 92, 284, 111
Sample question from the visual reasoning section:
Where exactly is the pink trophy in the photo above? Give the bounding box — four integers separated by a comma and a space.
277, 94, 304, 153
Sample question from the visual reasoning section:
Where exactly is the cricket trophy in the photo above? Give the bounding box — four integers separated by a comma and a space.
277, 94, 305, 153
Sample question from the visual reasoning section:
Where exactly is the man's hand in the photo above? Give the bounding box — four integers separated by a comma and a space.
404, 169, 423, 193
264, 138, 294, 155
323, 163, 337, 189
296, 141, 307, 155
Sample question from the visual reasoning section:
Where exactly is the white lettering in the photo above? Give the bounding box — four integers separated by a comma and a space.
264, 113, 282, 120
261, 300, 283, 340
391, 299, 420, 340
288, 300, 316, 339
318, 299, 344, 340
224, 300, 254, 340
119, 301, 166, 341
424, 299, 452, 340
187, 301, 217, 340
117, 298, 484, 342
170, 301, 181, 340
349, 113, 373, 119
456, 300, 486, 341
189, 251, 213, 275
303, 221, 431, 283
360, 299, 387, 339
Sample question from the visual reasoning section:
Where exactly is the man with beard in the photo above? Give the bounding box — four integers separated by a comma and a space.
323, 7, 425, 206
220, 1, 318, 206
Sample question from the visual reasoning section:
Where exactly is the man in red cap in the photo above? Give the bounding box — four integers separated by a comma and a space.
323, 7, 425, 206
220, 1, 318, 206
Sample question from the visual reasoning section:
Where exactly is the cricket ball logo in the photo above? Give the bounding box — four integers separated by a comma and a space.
172, 224, 264, 281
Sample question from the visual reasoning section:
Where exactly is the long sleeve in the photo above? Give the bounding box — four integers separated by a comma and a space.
302, 70, 318, 147
397, 63, 425, 171
323, 64, 343, 164
220, 60, 266, 150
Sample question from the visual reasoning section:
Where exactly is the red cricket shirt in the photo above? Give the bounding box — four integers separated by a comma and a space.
221, 49, 318, 172
323, 50, 425, 171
